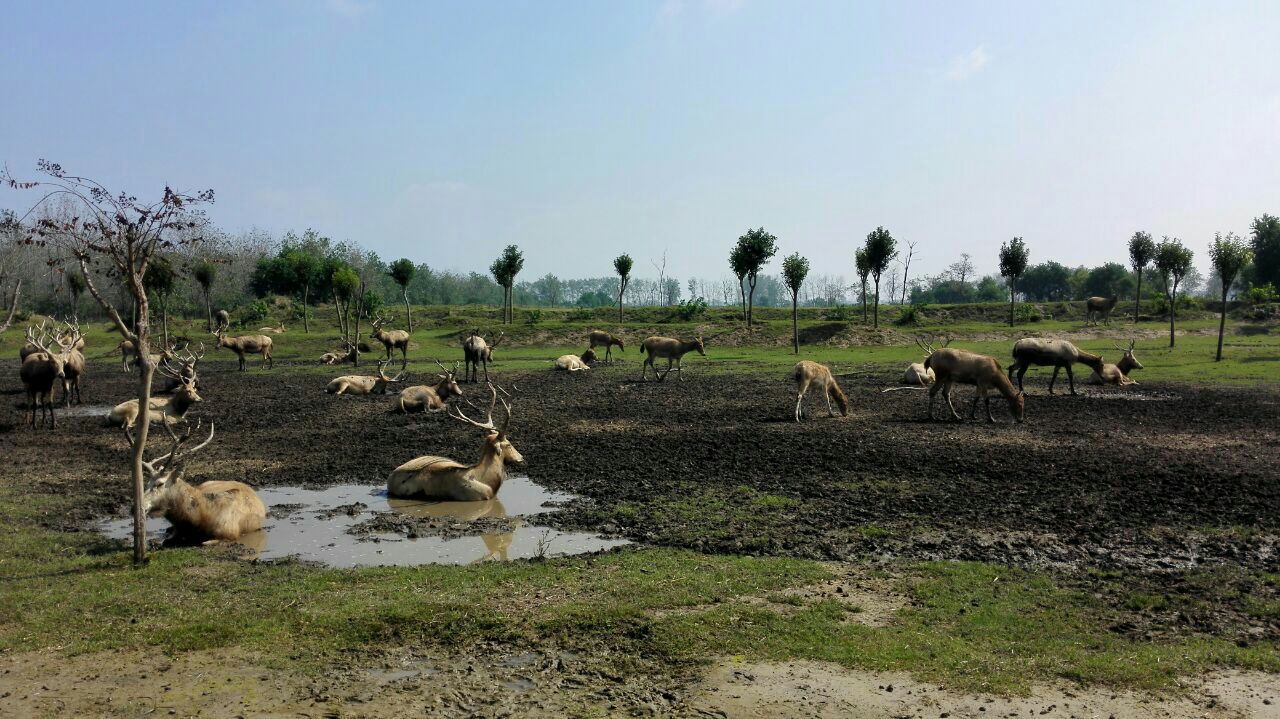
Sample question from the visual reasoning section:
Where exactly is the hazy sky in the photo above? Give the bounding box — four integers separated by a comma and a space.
3, 1, 1278, 282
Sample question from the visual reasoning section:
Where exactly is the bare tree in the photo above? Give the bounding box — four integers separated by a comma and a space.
899, 238, 918, 305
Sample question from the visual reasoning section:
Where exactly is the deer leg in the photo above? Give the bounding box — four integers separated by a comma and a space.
969, 394, 980, 419
1066, 364, 1077, 395
927, 381, 942, 420
658, 357, 674, 382
795, 384, 807, 422
825, 387, 835, 417
1048, 366, 1060, 394
985, 396, 996, 423
1015, 365, 1027, 394
944, 383, 961, 421
482, 359, 489, 383
640, 356, 650, 381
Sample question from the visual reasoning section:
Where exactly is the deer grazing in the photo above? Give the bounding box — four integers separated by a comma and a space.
638, 335, 705, 382
461, 330, 503, 383
139, 422, 266, 543
1091, 340, 1144, 386
926, 348, 1025, 423
326, 360, 406, 395
396, 359, 464, 413
214, 309, 230, 333
792, 360, 849, 422
18, 322, 67, 429
106, 365, 203, 445
371, 315, 411, 364
215, 330, 274, 371
1086, 295, 1119, 326
387, 384, 523, 501
555, 348, 597, 372
1006, 338, 1105, 395
587, 330, 625, 363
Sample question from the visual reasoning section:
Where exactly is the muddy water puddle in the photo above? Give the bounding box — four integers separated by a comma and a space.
56, 404, 113, 418
99, 477, 628, 567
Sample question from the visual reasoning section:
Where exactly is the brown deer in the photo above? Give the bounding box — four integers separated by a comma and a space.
18, 322, 67, 429
53, 320, 86, 406
114, 339, 175, 372
555, 348, 597, 372
154, 343, 204, 395
792, 360, 849, 422
926, 347, 1025, 423
638, 335, 705, 382
371, 315, 411, 363
461, 330, 503, 383
258, 320, 287, 334
215, 330, 274, 371
904, 336, 949, 386
106, 368, 203, 445
396, 360, 465, 413
138, 422, 266, 543
1006, 338, 1104, 395
387, 384, 523, 501
587, 330, 625, 363
1090, 340, 1144, 386
214, 309, 230, 333
325, 360, 406, 395
1085, 295, 1119, 326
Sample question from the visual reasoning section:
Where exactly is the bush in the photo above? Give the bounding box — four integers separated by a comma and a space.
674, 296, 708, 321
825, 304, 853, 321
239, 300, 270, 326
1014, 303, 1041, 323
525, 309, 543, 326
1246, 284, 1279, 304
361, 291, 384, 318
895, 304, 926, 326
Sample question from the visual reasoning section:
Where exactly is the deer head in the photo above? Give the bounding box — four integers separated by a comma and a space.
24, 321, 66, 378
140, 421, 216, 515
1114, 339, 1143, 371
449, 384, 522, 465
691, 336, 706, 356
432, 358, 464, 398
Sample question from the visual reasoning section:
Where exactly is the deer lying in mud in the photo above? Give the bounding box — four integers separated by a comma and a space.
388, 384, 523, 501
139, 422, 266, 543
106, 368, 203, 445
326, 360, 406, 395
397, 360, 465, 413
258, 320, 287, 334
462, 330, 502, 383
1090, 340, 1144, 386
320, 339, 371, 365
926, 347, 1025, 423
18, 323, 67, 429
1006, 338, 1104, 395
793, 360, 849, 422
371, 315, 411, 363
214, 309, 230, 333
555, 348, 597, 372
1086, 295, 1119, 326
638, 335, 705, 382
587, 330, 625, 363
215, 330, 274, 371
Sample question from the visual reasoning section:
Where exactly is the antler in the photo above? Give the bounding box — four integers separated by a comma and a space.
448, 383, 513, 435
25, 320, 58, 355
140, 420, 216, 474
432, 357, 454, 376
58, 316, 83, 351
915, 336, 935, 355
489, 331, 504, 349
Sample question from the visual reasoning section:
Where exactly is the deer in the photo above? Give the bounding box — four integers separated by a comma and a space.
461, 330, 503, 383
138, 422, 266, 543
258, 320, 287, 334
638, 335, 705, 382
371, 315, 411, 364
1085, 295, 1119, 326
18, 322, 67, 429
905, 336, 947, 386
154, 343, 204, 395
105, 366, 203, 445
325, 360, 407, 395
1090, 340, 1144, 386
113, 339, 175, 372
792, 360, 849, 422
926, 347, 1025, 423
555, 348, 597, 372
396, 359, 465, 413
587, 330, 625, 363
1006, 338, 1105, 396
214, 309, 231, 333
387, 384, 523, 501
215, 330, 274, 371
53, 320, 86, 406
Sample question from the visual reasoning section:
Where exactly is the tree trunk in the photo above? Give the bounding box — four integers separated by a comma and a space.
161, 299, 169, 348
860, 283, 867, 324
1009, 283, 1016, 327
747, 275, 757, 327
618, 280, 625, 322
1168, 282, 1178, 348
0, 279, 21, 333
1216, 287, 1228, 361
403, 287, 413, 333
204, 289, 213, 332
1133, 270, 1142, 322
353, 285, 363, 366
738, 278, 747, 324
302, 285, 310, 333
131, 307, 154, 566
872, 277, 881, 329
792, 293, 799, 354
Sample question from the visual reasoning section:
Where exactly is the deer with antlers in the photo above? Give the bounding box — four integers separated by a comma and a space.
137, 422, 266, 543
461, 330, 503, 383
154, 342, 203, 395
1090, 339, 1144, 386
396, 359, 465, 413
387, 384, 523, 501
106, 361, 203, 445
638, 335, 705, 382
18, 321, 68, 429
215, 329, 274, 371
326, 360, 407, 395
587, 330, 625, 363
926, 347, 1025, 423
371, 315, 410, 364
792, 360, 849, 422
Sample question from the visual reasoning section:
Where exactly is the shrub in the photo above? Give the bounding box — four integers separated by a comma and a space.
525, 309, 543, 325
1246, 284, 1279, 304
895, 304, 926, 326
825, 304, 852, 321
674, 296, 708, 321
1014, 304, 1041, 323
239, 299, 270, 326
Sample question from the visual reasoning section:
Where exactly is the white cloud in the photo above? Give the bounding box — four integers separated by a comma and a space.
326, 0, 374, 18
946, 45, 990, 81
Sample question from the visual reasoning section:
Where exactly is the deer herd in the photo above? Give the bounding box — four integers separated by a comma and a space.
11, 309, 1148, 546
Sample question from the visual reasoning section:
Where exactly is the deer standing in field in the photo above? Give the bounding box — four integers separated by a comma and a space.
926, 347, 1025, 423
18, 322, 67, 429
326, 360, 407, 395
214, 309, 230, 333
371, 315, 411, 364
587, 330, 625, 363
1086, 295, 1119, 326
792, 360, 849, 422
1090, 340, 1144, 386
215, 330, 274, 371
53, 320, 86, 406
396, 359, 464, 413
138, 422, 266, 543
387, 384, 523, 501
462, 330, 502, 383
106, 365, 203, 445
1006, 338, 1104, 396
638, 335, 705, 382
555, 348, 597, 372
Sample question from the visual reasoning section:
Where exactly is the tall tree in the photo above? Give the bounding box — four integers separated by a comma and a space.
6, 161, 214, 566
1208, 233, 1251, 361
193, 259, 216, 331
854, 248, 871, 323
143, 255, 177, 347
488, 256, 510, 324
614, 254, 633, 322
500, 244, 525, 323
899, 238, 918, 305
1251, 214, 1280, 289
863, 227, 897, 328
66, 270, 86, 319
998, 237, 1030, 326
331, 265, 359, 346
1128, 231, 1155, 321
782, 253, 810, 354
733, 228, 778, 326
284, 248, 320, 332
1154, 236, 1194, 348
388, 258, 415, 332
729, 243, 751, 323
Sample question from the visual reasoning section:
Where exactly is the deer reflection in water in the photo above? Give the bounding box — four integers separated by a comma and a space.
386, 495, 519, 563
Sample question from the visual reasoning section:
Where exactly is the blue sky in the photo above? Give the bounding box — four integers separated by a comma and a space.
3, 1, 1278, 281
